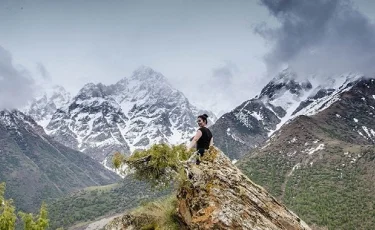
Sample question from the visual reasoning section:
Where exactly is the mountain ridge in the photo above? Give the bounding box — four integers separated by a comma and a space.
25, 66, 217, 163
0, 109, 120, 212
211, 70, 365, 159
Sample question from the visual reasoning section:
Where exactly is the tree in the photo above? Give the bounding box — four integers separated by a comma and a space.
0, 182, 17, 230
19, 202, 49, 230
0, 182, 49, 230
112, 143, 196, 188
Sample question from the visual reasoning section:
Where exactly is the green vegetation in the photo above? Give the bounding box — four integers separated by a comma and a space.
0, 124, 118, 213
113, 143, 193, 188
47, 177, 172, 229
238, 153, 293, 196
284, 163, 375, 230
117, 195, 180, 230
49, 144, 218, 229
0, 182, 49, 230
237, 145, 375, 230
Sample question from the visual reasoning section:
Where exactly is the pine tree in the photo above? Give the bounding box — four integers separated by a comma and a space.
0, 182, 50, 230
19, 202, 49, 230
113, 143, 195, 188
0, 182, 17, 230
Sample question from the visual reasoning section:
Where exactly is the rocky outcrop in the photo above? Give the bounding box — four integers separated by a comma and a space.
105, 147, 310, 230
176, 147, 310, 230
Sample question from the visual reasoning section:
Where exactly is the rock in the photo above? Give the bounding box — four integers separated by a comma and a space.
105, 147, 311, 230
176, 147, 311, 230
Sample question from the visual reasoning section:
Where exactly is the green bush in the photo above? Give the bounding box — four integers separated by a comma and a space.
0, 182, 49, 230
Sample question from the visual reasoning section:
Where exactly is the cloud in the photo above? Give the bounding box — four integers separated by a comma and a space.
0, 46, 35, 110
256, 0, 375, 76
37, 62, 51, 81
211, 61, 239, 87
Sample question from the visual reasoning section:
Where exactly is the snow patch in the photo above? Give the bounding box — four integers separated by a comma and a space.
287, 150, 297, 157
362, 126, 373, 138
288, 137, 297, 143
250, 111, 263, 121
304, 143, 325, 155
288, 163, 301, 176
357, 131, 367, 139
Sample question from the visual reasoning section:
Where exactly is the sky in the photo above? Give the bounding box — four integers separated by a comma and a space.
0, 0, 375, 114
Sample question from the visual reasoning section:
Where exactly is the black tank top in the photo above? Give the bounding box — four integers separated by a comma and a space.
196, 127, 212, 150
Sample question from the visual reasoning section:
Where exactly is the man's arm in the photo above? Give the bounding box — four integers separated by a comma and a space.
187, 130, 202, 151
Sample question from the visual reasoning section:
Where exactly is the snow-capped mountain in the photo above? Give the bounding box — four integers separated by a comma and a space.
236, 77, 375, 229
43, 66, 216, 161
25, 85, 71, 128
0, 109, 119, 212
211, 68, 366, 159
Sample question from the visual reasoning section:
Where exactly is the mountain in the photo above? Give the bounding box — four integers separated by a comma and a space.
236, 77, 375, 229
47, 176, 173, 229
210, 69, 365, 160
105, 147, 311, 230
43, 66, 216, 162
0, 109, 119, 212
26, 85, 71, 128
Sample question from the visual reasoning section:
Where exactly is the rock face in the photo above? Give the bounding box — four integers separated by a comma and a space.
105, 147, 310, 230
176, 148, 310, 230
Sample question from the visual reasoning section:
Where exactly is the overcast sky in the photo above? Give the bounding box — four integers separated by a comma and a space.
1, 0, 374, 113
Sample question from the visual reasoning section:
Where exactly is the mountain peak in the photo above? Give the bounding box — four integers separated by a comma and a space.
0, 109, 45, 136
272, 67, 298, 84
77, 83, 109, 100
130, 65, 166, 82
258, 69, 312, 101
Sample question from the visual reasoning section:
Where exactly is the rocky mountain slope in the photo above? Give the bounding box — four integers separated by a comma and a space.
0, 109, 119, 212
27, 66, 216, 162
211, 69, 364, 160
237, 77, 375, 229
26, 85, 71, 128
105, 147, 311, 230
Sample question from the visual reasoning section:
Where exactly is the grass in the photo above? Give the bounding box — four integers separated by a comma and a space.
47, 176, 173, 229
131, 195, 180, 230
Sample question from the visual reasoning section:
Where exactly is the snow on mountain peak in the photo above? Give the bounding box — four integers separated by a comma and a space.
258, 69, 312, 102
0, 109, 45, 137
130, 65, 166, 82
272, 68, 298, 84
35, 67, 215, 162
25, 85, 71, 128
77, 83, 110, 101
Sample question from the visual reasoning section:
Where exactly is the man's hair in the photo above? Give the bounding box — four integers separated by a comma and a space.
198, 114, 209, 124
